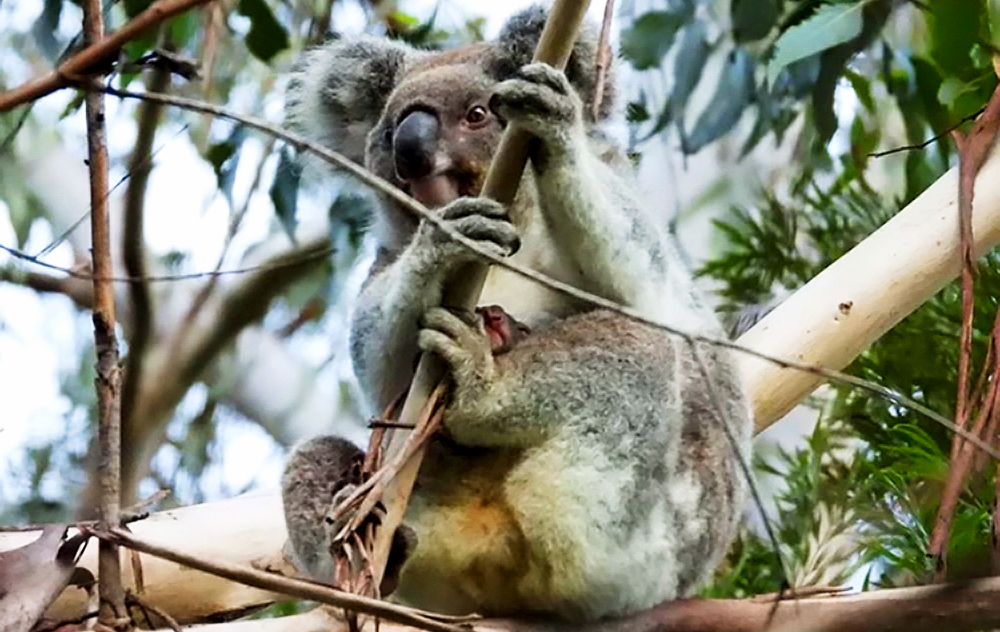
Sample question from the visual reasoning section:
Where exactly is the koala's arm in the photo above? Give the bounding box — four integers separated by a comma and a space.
352, 200, 519, 412
491, 65, 715, 330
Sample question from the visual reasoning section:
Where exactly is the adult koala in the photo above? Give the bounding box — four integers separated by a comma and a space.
282, 5, 752, 621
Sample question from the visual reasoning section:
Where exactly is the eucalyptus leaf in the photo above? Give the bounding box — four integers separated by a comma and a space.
621, 10, 687, 70
766, 2, 863, 86
206, 127, 245, 208
237, 0, 290, 63
671, 21, 710, 126
271, 147, 302, 241
684, 49, 755, 154
732, 0, 779, 42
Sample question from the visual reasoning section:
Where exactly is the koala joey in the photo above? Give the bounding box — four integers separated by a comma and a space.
283, 5, 752, 622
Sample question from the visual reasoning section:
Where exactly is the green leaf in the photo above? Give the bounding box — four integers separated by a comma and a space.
270, 147, 302, 240
237, 0, 290, 63
671, 21, 711, 123
990, 0, 1000, 49
732, 0, 780, 42
124, 0, 154, 19
30, 0, 63, 61
621, 10, 688, 70
206, 127, 244, 208
767, 2, 864, 86
684, 49, 755, 154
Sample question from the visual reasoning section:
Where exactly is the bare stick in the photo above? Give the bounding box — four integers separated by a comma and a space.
88, 527, 465, 632
0, 0, 214, 112
80, 0, 127, 629
927, 82, 1000, 577
369, 0, 594, 589
592, 0, 616, 120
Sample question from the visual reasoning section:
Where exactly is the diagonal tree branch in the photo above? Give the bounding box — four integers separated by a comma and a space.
0, 0, 214, 112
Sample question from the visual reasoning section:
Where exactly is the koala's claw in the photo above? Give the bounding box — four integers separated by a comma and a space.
489, 62, 581, 141
516, 63, 572, 95
440, 196, 507, 220
323, 483, 359, 538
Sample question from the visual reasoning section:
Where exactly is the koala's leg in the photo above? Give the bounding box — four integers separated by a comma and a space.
282, 436, 417, 595
282, 436, 363, 582
490, 64, 708, 326
351, 198, 519, 412
417, 307, 541, 448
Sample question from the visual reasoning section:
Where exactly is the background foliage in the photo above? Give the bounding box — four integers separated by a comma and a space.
2, 0, 1000, 599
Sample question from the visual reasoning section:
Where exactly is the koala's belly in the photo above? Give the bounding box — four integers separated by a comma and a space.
393, 442, 529, 615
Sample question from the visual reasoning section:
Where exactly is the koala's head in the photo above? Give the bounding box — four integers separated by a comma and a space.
288, 6, 613, 245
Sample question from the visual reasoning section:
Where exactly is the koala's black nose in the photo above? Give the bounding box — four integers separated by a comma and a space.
393, 109, 439, 181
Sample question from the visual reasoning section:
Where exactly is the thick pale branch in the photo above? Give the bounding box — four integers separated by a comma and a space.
738, 142, 1000, 430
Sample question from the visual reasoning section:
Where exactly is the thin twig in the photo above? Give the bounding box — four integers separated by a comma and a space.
0, 0, 215, 112
927, 82, 1000, 577
86, 527, 466, 632
592, 0, 615, 120
69, 84, 1000, 462
869, 105, 987, 158
125, 589, 181, 632
0, 241, 334, 282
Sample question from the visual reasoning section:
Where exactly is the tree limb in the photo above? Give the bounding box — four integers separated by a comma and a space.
0, 266, 93, 308
119, 62, 170, 503
0, 0, 214, 112
80, 0, 127, 622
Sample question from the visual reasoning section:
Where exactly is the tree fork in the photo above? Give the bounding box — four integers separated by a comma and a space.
368, 0, 593, 586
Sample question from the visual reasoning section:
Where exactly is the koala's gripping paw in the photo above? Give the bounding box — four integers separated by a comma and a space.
422, 197, 520, 266
489, 63, 582, 147
323, 483, 360, 542
418, 307, 493, 386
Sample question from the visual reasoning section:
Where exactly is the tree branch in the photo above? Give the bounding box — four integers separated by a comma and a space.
119, 62, 170, 493
0, 267, 93, 309
80, 0, 127, 623
0, 0, 214, 112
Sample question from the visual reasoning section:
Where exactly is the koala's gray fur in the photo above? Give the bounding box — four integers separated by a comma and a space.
281, 5, 752, 621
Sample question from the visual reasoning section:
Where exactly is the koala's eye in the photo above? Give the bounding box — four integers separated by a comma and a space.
465, 105, 489, 126
381, 126, 393, 147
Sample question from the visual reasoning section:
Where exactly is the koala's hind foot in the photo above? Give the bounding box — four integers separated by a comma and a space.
418, 307, 494, 389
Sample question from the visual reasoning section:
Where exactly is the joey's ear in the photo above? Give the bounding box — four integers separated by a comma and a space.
490, 5, 615, 121
287, 37, 414, 165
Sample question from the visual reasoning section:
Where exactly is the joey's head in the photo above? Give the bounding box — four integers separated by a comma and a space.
477, 304, 531, 355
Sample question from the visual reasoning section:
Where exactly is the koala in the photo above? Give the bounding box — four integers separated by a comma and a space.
282, 5, 752, 622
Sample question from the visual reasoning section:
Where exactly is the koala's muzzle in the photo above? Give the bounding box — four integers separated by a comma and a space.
393, 109, 439, 181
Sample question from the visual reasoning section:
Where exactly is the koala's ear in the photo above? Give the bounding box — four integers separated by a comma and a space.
491, 5, 615, 121
287, 37, 414, 165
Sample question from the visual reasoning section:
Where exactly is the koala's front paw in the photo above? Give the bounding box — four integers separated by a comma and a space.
421, 197, 520, 266
418, 307, 493, 387
489, 63, 583, 150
